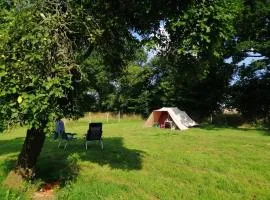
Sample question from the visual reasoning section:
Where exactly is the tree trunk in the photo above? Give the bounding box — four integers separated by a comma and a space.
15, 126, 46, 179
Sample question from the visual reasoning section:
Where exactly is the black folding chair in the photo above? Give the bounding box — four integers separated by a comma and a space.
85, 123, 103, 150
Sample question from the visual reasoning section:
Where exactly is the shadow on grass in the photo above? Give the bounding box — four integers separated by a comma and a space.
1, 159, 17, 178
199, 124, 270, 135
0, 137, 24, 157
262, 130, 270, 136
0, 137, 24, 180
0, 136, 144, 187
36, 136, 144, 185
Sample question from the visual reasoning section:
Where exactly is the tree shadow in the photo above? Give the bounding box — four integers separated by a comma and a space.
262, 130, 270, 136
0, 137, 24, 157
80, 137, 144, 170
35, 136, 144, 185
199, 124, 270, 135
0, 135, 144, 188
1, 159, 17, 179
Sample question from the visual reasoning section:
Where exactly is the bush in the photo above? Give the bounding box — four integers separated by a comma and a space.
212, 114, 244, 127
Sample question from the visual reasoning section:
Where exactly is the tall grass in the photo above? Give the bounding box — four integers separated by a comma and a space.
69, 112, 142, 124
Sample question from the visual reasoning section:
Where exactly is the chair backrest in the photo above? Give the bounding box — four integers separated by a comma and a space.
86, 123, 103, 140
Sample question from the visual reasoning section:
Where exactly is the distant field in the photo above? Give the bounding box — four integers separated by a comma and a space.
0, 119, 270, 199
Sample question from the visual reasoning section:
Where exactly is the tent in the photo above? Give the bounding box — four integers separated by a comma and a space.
145, 107, 198, 130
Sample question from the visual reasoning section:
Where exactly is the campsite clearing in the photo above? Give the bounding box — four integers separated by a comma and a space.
0, 120, 270, 199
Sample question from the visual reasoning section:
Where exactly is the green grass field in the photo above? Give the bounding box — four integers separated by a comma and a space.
0, 119, 270, 199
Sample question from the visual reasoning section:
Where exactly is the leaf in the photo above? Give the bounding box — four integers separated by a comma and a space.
11, 112, 18, 118
40, 13, 46, 19
17, 96, 23, 104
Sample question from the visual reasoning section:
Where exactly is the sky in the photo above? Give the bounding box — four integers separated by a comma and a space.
225, 52, 265, 66
225, 52, 266, 85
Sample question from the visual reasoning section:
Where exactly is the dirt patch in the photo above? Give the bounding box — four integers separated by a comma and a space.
3, 170, 24, 190
32, 181, 59, 200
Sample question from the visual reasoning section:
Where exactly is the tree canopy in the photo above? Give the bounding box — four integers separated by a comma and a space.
228, 0, 270, 121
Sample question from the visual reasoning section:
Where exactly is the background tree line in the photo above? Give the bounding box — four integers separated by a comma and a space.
80, 0, 269, 123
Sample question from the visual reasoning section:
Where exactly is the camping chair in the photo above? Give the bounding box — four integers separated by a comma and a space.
160, 123, 165, 128
85, 123, 103, 150
58, 132, 76, 150
164, 118, 173, 129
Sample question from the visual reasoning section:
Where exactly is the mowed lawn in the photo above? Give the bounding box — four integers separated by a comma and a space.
0, 120, 270, 200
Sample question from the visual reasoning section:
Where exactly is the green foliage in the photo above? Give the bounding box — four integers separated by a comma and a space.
140, 0, 243, 119
228, 0, 270, 122
230, 64, 270, 121
147, 58, 234, 119
1, 0, 170, 131
235, 0, 270, 58
0, 189, 23, 200
82, 0, 244, 119
162, 0, 242, 80
115, 62, 153, 116
79, 48, 153, 116
168, 0, 241, 57
0, 0, 145, 132
0, 0, 79, 131
0, 0, 246, 129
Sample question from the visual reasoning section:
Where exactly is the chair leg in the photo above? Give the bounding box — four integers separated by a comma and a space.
100, 139, 103, 150
85, 141, 88, 150
64, 141, 68, 150
58, 140, 61, 148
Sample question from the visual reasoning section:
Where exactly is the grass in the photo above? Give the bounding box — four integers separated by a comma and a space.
0, 119, 270, 199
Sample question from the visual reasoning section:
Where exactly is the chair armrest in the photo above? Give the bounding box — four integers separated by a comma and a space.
67, 133, 76, 136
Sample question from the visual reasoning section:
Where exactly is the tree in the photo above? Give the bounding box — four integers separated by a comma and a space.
147, 0, 242, 119
228, 0, 270, 122
112, 49, 154, 116
0, 0, 139, 178
1, 0, 78, 178
80, 48, 154, 117
230, 64, 270, 121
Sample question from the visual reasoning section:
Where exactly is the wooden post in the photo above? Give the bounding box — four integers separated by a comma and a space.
89, 112, 92, 123
106, 112, 109, 123
118, 111, 120, 122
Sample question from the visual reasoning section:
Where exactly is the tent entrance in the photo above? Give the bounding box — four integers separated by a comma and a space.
154, 111, 174, 129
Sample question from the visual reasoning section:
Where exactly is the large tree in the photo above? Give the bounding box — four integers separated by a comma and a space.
228, 0, 270, 122
0, 0, 99, 178
0, 0, 144, 178
146, 0, 242, 119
